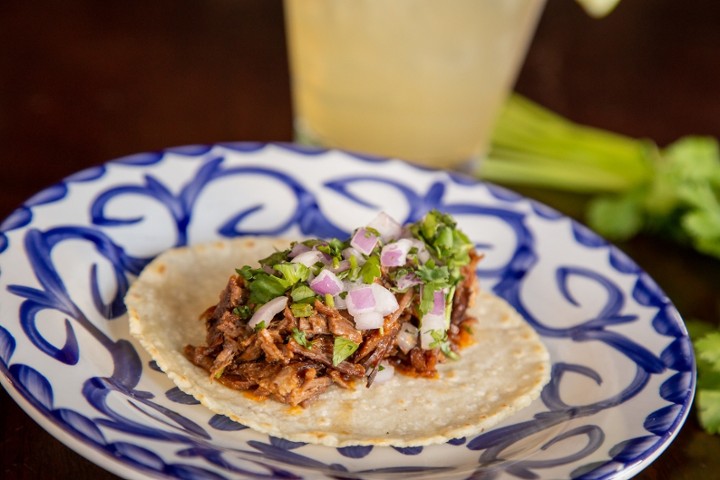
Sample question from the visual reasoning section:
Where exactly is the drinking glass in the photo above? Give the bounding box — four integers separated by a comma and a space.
284, 0, 545, 169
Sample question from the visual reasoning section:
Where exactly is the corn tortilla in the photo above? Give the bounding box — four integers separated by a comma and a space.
126, 237, 550, 447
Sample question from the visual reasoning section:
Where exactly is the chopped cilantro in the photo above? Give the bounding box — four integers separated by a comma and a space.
429, 329, 459, 360
239, 259, 310, 305
410, 209, 472, 267
291, 284, 316, 303
338, 262, 362, 282
253, 320, 267, 332
247, 273, 288, 304
333, 336, 359, 366
419, 285, 438, 316
416, 262, 450, 284
364, 226, 381, 238
259, 249, 290, 268
291, 328, 311, 349
236, 265, 259, 280
273, 262, 310, 285
317, 238, 346, 262
360, 254, 381, 284
291, 303, 314, 318
233, 305, 252, 320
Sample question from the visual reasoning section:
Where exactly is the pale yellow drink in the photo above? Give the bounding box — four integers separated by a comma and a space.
284, 0, 545, 169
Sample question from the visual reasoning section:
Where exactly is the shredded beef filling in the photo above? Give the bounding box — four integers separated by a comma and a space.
184, 251, 482, 407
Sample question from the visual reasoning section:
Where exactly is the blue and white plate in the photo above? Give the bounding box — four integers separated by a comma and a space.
0, 143, 695, 479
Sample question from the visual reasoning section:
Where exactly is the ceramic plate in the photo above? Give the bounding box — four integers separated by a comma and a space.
0, 143, 695, 479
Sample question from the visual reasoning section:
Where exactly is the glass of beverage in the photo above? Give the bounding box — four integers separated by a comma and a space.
283, 0, 545, 170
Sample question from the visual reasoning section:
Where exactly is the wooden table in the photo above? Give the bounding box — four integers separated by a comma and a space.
1, 1, 719, 478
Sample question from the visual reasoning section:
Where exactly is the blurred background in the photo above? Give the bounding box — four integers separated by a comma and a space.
2, 1, 719, 478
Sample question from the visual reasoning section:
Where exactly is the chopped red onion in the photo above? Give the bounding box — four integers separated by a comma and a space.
370, 283, 399, 315
372, 361, 395, 383
343, 280, 360, 294
353, 311, 384, 330
420, 313, 446, 349
431, 289, 446, 315
328, 259, 350, 273
288, 242, 310, 258
367, 212, 403, 242
394, 272, 421, 291
248, 296, 288, 329
333, 293, 347, 310
380, 238, 413, 267
397, 322, 419, 353
346, 283, 399, 324
346, 286, 376, 315
410, 239, 431, 263
342, 247, 366, 266
350, 228, 379, 256
309, 269, 343, 296
291, 250, 327, 268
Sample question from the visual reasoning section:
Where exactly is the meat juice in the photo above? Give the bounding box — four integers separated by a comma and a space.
284, 0, 545, 169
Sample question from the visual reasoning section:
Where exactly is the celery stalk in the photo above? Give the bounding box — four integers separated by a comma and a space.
482, 95, 654, 193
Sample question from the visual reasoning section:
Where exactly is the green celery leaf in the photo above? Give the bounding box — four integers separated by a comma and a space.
693, 329, 720, 434
686, 319, 718, 340
683, 210, 720, 258
696, 333, 720, 371
664, 136, 720, 182
587, 193, 644, 240
697, 389, 720, 434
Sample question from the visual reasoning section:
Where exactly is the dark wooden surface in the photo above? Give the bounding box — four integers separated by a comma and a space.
2, 1, 719, 478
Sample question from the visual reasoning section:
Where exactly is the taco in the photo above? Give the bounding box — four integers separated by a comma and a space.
126, 211, 550, 447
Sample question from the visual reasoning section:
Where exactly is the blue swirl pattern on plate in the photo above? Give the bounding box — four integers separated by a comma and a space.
0, 143, 695, 479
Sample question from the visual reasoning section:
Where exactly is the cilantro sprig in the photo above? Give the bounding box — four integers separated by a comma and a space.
410, 211, 472, 308
411, 210, 472, 266
429, 329, 459, 360
403, 210, 473, 319
688, 321, 720, 434
360, 254, 381, 284
292, 328, 311, 349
